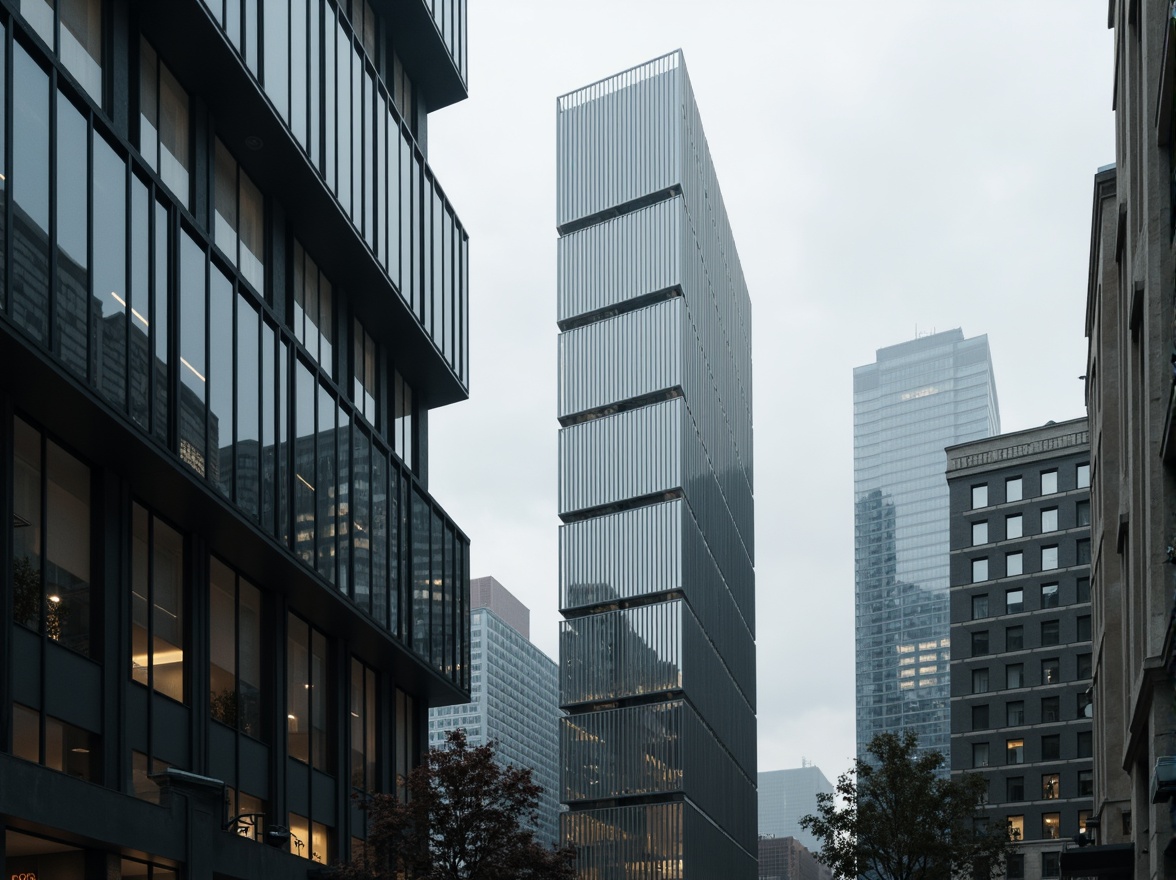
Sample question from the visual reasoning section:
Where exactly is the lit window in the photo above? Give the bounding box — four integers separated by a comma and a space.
972, 484, 988, 508
1041, 470, 1058, 495
1041, 507, 1058, 532
1006, 513, 1023, 539
1006, 738, 1024, 764
132, 504, 185, 702
1042, 813, 1061, 840
972, 521, 988, 546
1042, 773, 1060, 799
1007, 816, 1025, 842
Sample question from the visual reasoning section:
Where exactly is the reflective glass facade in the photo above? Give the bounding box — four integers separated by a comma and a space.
757, 766, 834, 853
556, 51, 757, 879
0, 0, 470, 878
853, 330, 999, 763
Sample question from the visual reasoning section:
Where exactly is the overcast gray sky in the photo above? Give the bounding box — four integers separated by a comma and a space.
422, 2, 1114, 781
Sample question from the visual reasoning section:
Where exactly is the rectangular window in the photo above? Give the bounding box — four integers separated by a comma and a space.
1041, 696, 1060, 723
1006, 738, 1024, 764
1078, 769, 1093, 797
209, 559, 264, 738
353, 319, 378, 424
1041, 658, 1060, 685
1006, 513, 1023, 539
288, 614, 331, 773
293, 240, 334, 374
214, 139, 266, 294
140, 39, 191, 207
1006, 625, 1024, 651
1041, 470, 1058, 495
350, 658, 378, 791
1007, 853, 1025, 878
972, 558, 989, 583
1041, 507, 1058, 532
971, 594, 989, 620
971, 704, 989, 730
131, 504, 185, 702
971, 631, 989, 656
1006, 700, 1024, 726
972, 668, 989, 694
1077, 538, 1091, 566
972, 742, 989, 768
1042, 852, 1061, 879
972, 521, 988, 546
14, 422, 97, 658
1042, 773, 1060, 799
1041, 545, 1059, 570
1006, 477, 1023, 503
1042, 813, 1061, 840
1007, 776, 1024, 801
1077, 653, 1092, 679
393, 370, 414, 468
1041, 619, 1060, 646
1006, 588, 1023, 613
971, 484, 988, 509
1005, 551, 1023, 577
1077, 463, 1090, 488
1078, 731, 1092, 758
1077, 615, 1091, 641
1077, 499, 1091, 526
1042, 583, 1059, 608
24, 0, 103, 103
1078, 690, 1092, 718
1006, 664, 1024, 689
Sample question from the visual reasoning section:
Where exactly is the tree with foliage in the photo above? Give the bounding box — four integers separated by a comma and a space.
800, 731, 1012, 880
343, 728, 575, 880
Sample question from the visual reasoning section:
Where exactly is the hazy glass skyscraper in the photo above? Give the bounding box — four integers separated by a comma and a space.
556, 51, 757, 879
853, 330, 999, 762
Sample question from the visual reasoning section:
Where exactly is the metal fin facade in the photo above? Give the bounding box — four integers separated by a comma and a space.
556, 51, 756, 879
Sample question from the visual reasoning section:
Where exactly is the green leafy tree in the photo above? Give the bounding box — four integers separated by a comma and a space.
343, 728, 575, 880
800, 731, 1012, 880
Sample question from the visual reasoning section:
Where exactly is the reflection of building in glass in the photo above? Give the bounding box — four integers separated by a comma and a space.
758, 765, 834, 853
428, 577, 561, 845
758, 836, 833, 880
854, 330, 999, 765
556, 51, 757, 878
947, 420, 1092, 880
1, 2, 471, 879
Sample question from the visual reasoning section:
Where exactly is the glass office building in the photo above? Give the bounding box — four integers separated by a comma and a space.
0, 1, 471, 879
853, 330, 999, 763
429, 577, 561, 846
757, 765, 834, 853
556, 51, 757, 878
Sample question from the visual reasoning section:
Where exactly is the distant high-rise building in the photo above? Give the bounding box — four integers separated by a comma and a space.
555, 50, 758, 878
946, 420, 1093, 880
854, 330, 1000, 762
758, 766, 834, 852
429, 577, 560, 845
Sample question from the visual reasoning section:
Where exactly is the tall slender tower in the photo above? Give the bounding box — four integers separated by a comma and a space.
555, 52, 757, 879
853, 330, 999, 763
